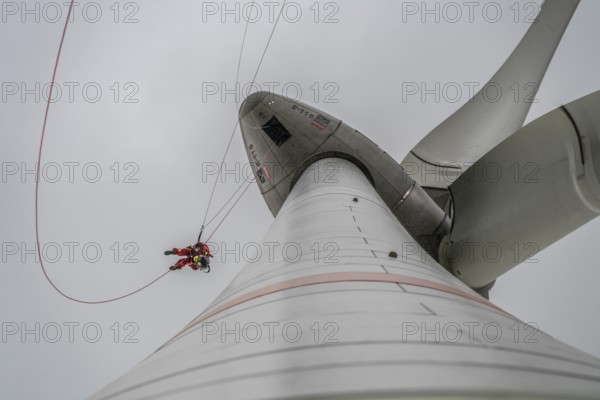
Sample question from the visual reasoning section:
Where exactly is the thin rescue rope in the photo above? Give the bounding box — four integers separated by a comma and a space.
204, 176, 248, 227
204, 134, 280, 237
234, 0, 255, 108
198, 0, 287, 242
35, 0, 171, 304
206, 182, 253, 242
198, 2, 256, 241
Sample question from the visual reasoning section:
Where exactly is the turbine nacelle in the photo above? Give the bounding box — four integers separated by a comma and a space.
239, 91, 450, 243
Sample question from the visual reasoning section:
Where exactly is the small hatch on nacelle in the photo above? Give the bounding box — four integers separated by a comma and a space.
262, 116, 291, 146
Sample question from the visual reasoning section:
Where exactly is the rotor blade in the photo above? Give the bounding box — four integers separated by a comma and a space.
402, 0, 580, 187
439, 89, 600, 289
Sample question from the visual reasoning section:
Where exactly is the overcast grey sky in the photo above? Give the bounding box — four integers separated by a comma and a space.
2, 1, 600, 399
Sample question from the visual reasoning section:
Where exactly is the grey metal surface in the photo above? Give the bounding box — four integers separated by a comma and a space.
440, 90, 600, 288
401, 0, 580, 187
90, 159, 600, 400
239, 91, 449, 241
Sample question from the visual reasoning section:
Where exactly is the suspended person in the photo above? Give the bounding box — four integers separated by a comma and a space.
165, 242, 212, 272
193, 241, 213, 270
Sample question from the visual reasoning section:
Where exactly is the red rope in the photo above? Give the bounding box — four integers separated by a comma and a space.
35, 0, 170, 304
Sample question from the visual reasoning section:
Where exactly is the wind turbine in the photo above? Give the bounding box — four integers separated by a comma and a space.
91, 1, 600, 398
